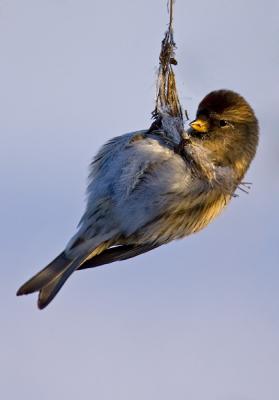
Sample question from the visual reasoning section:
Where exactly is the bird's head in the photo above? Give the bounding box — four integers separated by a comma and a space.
187, 90, 259, 181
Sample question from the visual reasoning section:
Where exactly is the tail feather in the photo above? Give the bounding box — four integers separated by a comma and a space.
17, 242, 111, 309
17, 253, 86, 309
37, 260, 80, 309
16, 252, 70, 296
36, 245, 154, 309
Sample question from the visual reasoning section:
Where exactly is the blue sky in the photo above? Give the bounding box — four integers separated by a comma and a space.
1, 1, 279, 399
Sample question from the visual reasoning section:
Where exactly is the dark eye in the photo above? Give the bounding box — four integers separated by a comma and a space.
219, 120, 228, 127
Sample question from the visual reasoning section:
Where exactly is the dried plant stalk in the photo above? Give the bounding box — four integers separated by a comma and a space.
152, 0, 185, 142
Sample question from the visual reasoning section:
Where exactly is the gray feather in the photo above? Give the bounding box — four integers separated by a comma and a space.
37, 257, 83, 309
17, 252, 70, 296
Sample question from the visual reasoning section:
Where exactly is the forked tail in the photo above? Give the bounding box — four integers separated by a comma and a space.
17, 252, 82, 309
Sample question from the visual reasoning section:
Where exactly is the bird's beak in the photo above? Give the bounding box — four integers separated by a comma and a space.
189, 119, 209, 133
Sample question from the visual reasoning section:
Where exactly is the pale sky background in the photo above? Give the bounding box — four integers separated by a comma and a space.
1, 1, 279, 399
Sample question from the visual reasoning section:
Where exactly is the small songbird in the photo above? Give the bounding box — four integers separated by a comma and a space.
17, 90, 259, 309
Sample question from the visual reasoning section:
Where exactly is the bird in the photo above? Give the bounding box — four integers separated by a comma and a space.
17, 89, 259, 309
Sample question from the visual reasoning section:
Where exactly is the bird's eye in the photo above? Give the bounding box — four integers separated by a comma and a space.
219, 120, 228, 127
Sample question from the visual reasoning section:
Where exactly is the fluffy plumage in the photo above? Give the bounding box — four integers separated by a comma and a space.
17, 90, 259, 309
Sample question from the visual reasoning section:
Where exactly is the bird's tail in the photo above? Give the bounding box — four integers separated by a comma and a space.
16, 243, 159, 309
17, 252, 84, 309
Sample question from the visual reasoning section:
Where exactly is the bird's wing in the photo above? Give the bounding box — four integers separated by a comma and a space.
71, 130, 194, 250
78, 243, 161, 271
65, 132, 146, 255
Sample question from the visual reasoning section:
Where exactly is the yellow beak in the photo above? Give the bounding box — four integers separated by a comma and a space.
190, 119, 209, 133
